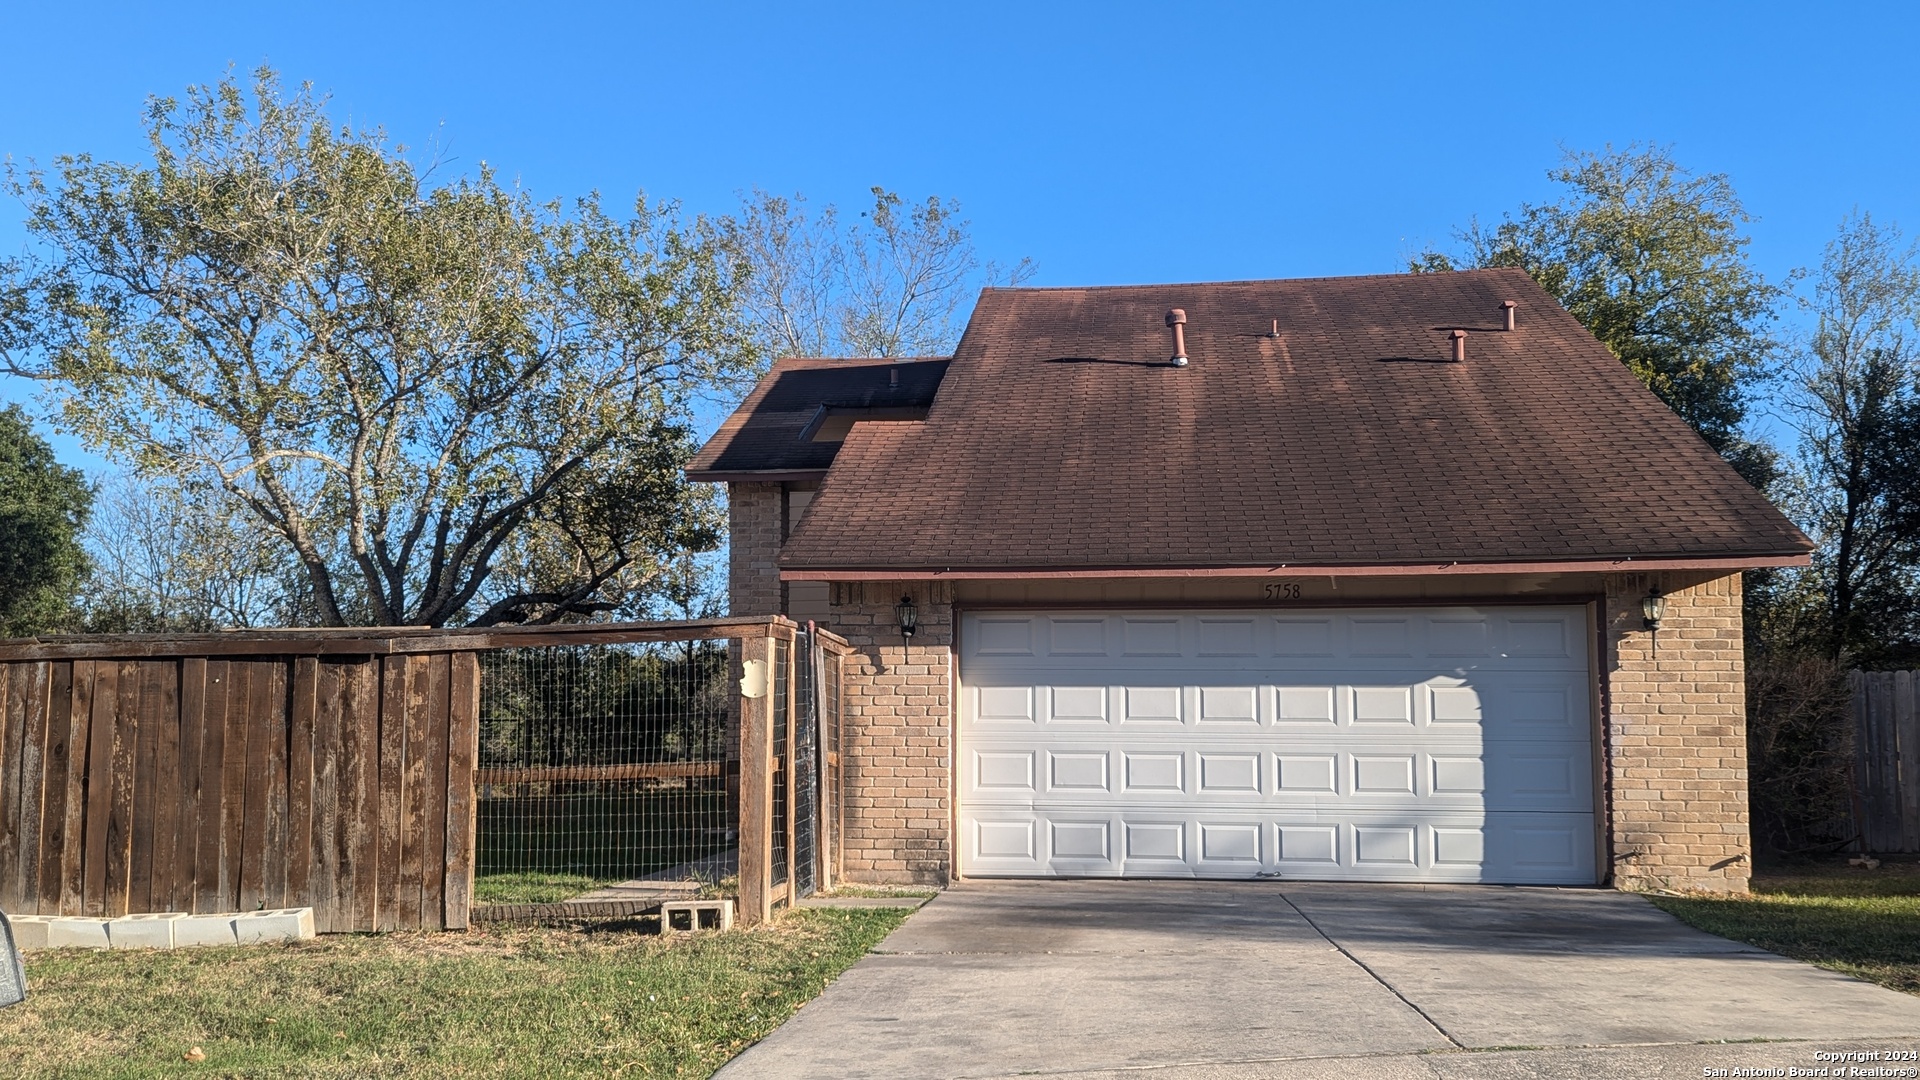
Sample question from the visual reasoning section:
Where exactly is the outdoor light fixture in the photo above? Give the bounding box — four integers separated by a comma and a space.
1642, 585, 1666, 632
896, 595, 918, 640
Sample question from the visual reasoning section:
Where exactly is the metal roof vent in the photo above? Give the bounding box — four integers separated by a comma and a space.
1501, 300, 1517, 332
1449, 329, 1467, 363
1166, 309, 1188, 366
1266, 319, 1281, 339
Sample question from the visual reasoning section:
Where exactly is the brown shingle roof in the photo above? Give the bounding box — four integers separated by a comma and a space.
737, 268, 1810, 573
686, 357, 949, 479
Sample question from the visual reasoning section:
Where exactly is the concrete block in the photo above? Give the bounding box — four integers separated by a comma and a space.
108, 912, 184, 950
173, 915, 238, 948
661, 899, 735, 933
233, 908, 315, 945
44, 918, 110, 949
7, 915, 50, 951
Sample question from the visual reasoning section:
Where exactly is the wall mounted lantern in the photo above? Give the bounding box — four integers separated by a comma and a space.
896, 595, 918, 640
1642, 585, 1666, 632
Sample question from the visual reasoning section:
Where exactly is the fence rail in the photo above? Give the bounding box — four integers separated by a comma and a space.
1854, 670, 1920, 853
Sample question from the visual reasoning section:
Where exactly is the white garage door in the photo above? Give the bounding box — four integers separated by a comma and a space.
959, 606, 1597, 884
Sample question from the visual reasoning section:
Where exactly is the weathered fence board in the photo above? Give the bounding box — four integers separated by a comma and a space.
443, 652, 479, 930
1852, 670, 1920, 852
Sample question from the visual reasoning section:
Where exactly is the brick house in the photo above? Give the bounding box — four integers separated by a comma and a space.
689, 268, 1811, 893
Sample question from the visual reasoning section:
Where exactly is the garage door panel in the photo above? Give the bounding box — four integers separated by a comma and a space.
1049, 819, 1114, 862
966, 741, 1593, 812
1276, 686, 1338, 723
1122, 752, 1184, 792
1046, 617, 1108, 656
1047, 751, 1110, 793
1197, 753, 1263, 794
1122, 686, 1183, 723
1196, 617, 1259, 656
961, 607, 1597, 884
966, 611, 1593, 668
1048, 685, 1110, 723
970, 675, 1589, 735
974, 684, 1037, 723
1197, 821, 1264, 866
1122, 617, 1184, 656
1198, 686, 1260, 723
1277, 824, 1341, 864
967, 808, 1595, 883
1124, 820, 1188, 862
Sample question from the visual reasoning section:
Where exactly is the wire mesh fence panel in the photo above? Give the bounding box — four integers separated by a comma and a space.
473, 640, 735, 907
793, 629, 820, 899
769, 637, 790, 891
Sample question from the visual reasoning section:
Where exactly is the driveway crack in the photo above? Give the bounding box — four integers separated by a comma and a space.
1278, 890, 1467, 1051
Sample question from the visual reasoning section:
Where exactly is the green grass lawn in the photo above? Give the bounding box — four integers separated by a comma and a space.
472, 872, 619, 905
476, 789, 731, 886
0, 908, 910, 1079
1648, 857, 1920, 994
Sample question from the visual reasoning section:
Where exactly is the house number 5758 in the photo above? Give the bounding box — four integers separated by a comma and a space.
1264, 582, 1301, 600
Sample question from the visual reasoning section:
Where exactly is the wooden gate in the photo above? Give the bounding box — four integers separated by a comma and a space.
1854, 669, 1920, 853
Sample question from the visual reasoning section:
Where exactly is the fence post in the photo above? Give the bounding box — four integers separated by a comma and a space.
1851, 671, 1869, 851
1900, 672, 1920, 853
737, 633, 775, 927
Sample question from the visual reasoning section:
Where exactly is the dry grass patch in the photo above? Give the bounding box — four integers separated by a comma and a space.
0, 907, 909, 1079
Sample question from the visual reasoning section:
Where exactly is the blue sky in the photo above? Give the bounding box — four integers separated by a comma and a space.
4, 1, 1918, 472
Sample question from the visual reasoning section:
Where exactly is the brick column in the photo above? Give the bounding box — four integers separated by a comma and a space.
1603, 571, 1751, 893
726, 482, 783, 616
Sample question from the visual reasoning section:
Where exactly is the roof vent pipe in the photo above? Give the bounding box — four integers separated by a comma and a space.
1166, 309, 1189, 366
1267, 319, 1281, 339
1500, 300, 1517, 332
1449, 329, 1467, 363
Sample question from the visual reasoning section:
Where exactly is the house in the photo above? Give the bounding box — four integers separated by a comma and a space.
688, 268, 1812, 893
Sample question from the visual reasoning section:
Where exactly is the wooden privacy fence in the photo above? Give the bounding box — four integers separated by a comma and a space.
1854, 669, 1920, 853
0, 616, 828, 932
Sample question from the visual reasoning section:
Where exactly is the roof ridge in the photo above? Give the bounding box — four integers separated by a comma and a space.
981, 267, 1531, 293
771, 355, 950, 364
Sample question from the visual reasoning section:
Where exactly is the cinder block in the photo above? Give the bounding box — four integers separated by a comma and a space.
174, 915, 239, 948
233, 908, 315, 945
660, 899, 734, 933
108, 912, 185, 950
7, 915, 50, 951
45, 918, 110, 949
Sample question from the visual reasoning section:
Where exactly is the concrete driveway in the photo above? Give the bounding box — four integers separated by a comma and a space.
718, 880, 1920, 1079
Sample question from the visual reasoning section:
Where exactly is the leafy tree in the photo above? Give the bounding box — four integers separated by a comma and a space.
730, 186, 1034, 359
0, 68, 749, 627
1745, 649, 1854, 855
1413, 144, 1784, 487
1777, 212, 1920, 663
0, 405, 91, 635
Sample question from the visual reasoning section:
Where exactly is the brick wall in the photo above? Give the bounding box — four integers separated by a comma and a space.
726, 482, 783, 617
775, 566, 1753, 892
823, 581, 954, 885
1602, 571, 1750, 893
